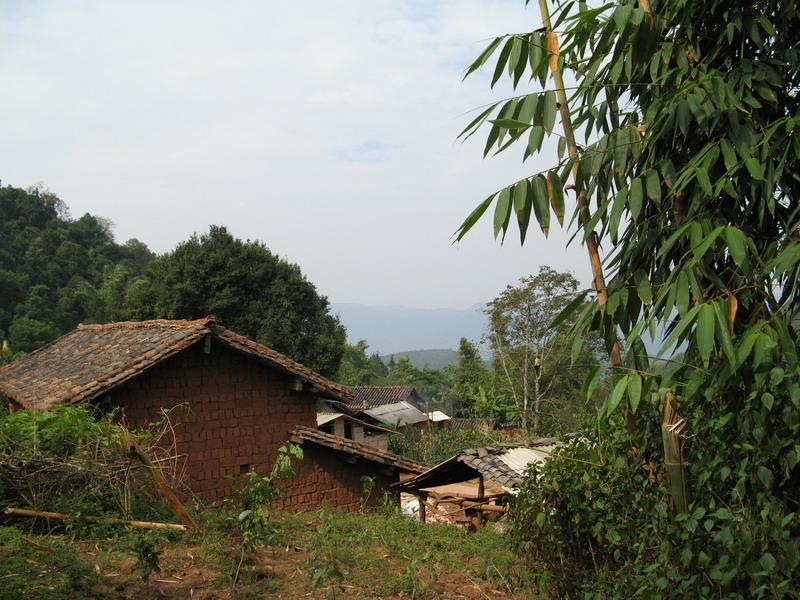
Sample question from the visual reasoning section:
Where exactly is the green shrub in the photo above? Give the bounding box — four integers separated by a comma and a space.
510, 377, 800, 598
389, 426, 496, 465
0, 405, 179, 523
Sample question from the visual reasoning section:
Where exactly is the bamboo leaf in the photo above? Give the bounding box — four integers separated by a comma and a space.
606, 375, 630, 416
508, 36, 522, 78
514, 180, 532, 244
610, 188, 627, 243
493, 187, 512, 240
463, 37, 503, 80
551, 291, 589, 328
720, 138, 737, 171
458, 103, 499, 140
634, 270, 652, 304
723, 226, 747, 267
528, 32, 544, 75
695, 167, 713, 196
491, 38, 514, 88
698, 303, 716, 368
583, 365, 602, 401
659, 304, 702, 357
712, 300, 736, 367
547, 170, 565, 226
645, 169, 661, 203
454, 194, 496, 241
543, 90, 557, 133
483, 123, 500, 157
630, 178, 643, 219
490, 118, 533, 130
744, 157, 764, 180
532, 174, 550, 236
528, 125, 545, 155
689, 225, 725, 265
676, 271, 690, 316
462, 37, 503, 81
627, 373, 642, 413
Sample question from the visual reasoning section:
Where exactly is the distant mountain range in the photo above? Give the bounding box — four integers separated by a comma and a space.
330, 303, 488, 356
379, 348, 460, 370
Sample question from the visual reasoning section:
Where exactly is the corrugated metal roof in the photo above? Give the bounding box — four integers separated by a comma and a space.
497, 446, 553, 475
363, 401, 429, 427
316, 412, 342, 426
427, 410, 451, 422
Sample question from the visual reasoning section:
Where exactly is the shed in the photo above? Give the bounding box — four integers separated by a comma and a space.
316, 400, 394, 451
351, 385, 427, 411
0, 317, 424, 510
398, 440, 557, 529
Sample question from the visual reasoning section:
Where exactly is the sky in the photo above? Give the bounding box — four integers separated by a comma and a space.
0, 0, 591, 309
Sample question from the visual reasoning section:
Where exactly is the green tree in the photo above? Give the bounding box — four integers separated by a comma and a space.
336, 340, 389, 386
485, 267, 599, 433
445, 337, 492, 417
0, 185, 154, 354
126, 226, 346, 377
459, 0, 799, 595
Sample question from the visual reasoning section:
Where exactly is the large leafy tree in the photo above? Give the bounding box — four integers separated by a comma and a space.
0, 185, 154, 353
485, 266, 600, 433
126, 226, 346, 377
336, 340, 388, 386
459, 0, 799, 595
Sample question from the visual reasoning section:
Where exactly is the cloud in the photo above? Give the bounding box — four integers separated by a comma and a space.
0, 0, 590, 309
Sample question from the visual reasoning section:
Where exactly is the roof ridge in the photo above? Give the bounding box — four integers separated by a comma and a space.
353, 384, 414, 389
290, 425, 427, 473
77, 316, 215, 331
211, 325, 352, 401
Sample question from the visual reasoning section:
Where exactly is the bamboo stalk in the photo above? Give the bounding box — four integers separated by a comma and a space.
537, 0, 637, 436
661, 393, 689, 513
124, 430, 198, 530
4, 507, 188, 531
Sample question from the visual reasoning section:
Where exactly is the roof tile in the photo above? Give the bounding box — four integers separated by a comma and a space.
0, 317, 352, 409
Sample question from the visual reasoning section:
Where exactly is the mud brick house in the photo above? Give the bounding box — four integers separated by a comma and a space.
349, 385, 451, 429
0, 317, 425, 510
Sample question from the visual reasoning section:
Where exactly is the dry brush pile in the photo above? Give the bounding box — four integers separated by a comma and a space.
0, 404, 187, 521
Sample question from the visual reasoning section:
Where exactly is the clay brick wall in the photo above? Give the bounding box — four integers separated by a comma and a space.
280, 445, 398, 512
102, 339, 398, 509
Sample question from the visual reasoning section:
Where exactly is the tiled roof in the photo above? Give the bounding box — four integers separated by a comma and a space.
289, 426, 427, 474
0, 317, 353, 410
399, 439, 557, 493
457, 443, 555, 489
351, 385, 423, 410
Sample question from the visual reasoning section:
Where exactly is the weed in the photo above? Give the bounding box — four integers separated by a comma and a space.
129, 530, 162, 594
234, 443, 303, 584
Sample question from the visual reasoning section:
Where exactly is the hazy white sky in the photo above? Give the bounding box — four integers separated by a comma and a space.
0, 0, 590, 309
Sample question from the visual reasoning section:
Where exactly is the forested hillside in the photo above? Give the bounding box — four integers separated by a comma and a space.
0, 186, 153, 354
0, 186, 344, 376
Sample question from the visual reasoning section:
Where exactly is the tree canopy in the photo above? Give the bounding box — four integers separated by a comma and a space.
485, 266, 601, 433
0, 185, 154, 352
126, 226, 346, 377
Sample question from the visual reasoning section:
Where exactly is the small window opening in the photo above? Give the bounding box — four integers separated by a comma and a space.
344, 422, 353, 439
239, 463, 250, 475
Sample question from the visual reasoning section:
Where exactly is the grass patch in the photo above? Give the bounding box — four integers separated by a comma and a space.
0, 505, 536, 598
0, 525, 104, 599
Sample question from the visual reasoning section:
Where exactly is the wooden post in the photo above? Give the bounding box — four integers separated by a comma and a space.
477, 475, 485, 500
417, 495, 427, 523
